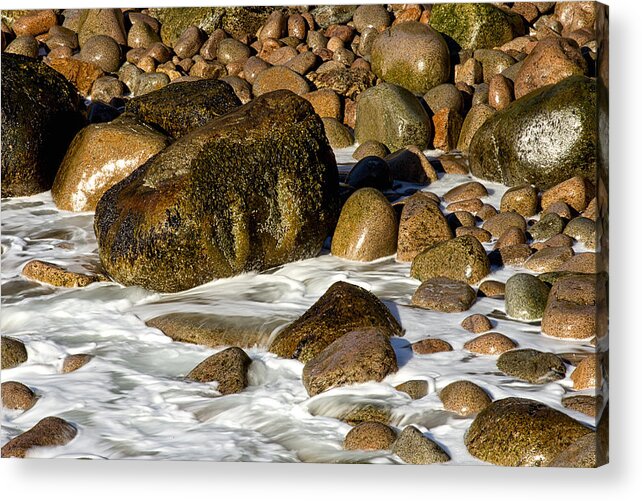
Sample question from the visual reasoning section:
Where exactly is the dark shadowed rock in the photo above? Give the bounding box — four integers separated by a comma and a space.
1, 54, 85, 197
95, 91, 340, 293
269, 281, 402, 363
345, 156, 393, 191
548, 433, 600, 468
302, 328, 398, 396
1, 416, 77, 458
465, 397, 592, 466
186, 347, 252, 395
125, 78, 241, 138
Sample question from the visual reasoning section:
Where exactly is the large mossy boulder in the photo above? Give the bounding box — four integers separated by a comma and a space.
269, 281, 403, 363
469, 76, 597, 190
1, 54, 85, 198
125, 79, 241, 138
465, 397, 593, 466
94, 90, 340, 293
354, 82, 433, 151
429, 3, 524, 50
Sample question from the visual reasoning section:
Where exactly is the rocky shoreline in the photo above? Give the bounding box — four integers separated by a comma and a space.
1, 3, 608, 466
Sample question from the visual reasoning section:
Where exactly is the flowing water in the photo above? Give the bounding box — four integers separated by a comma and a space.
1, 147, 597, 463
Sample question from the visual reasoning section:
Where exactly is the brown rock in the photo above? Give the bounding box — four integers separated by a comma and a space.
260, 11, 287, 41
447, 198, 483, 213
173, 26, 204, 59
242, 56, 271, 84
392, 425, 450, 464
412, 277, 476, 312
478, 280, 505, 298
91, 76, 125, 103
449, 210, 477, 228
455, 226, 492, 244
477, 203, 498, 221
322, 117, 354, 148
302, 89, 341, 120
253, 65, 310, 96
541, 176, 594, 212
455, 57, 482, 86
482, 212, 527, 238
128, 20, 161, 49
353, 4, 391, 33
423, 83, 464, 114
532, 233, 574, 251
77, 9, 126, 47
199, 29, 226, 60
397, 193, 452, 262
62, 354, 93, 373
432, 108, 463, 152
464, 333, 517, 355
555, 2, 597, 36
498, 244, 533, 266
5, 35, 39, 58
495, 227, 526, 249
456, 104, 495, 152
395, 380, 429, 400
217, 38, 251, 65
541, 275, 596, 339
2, 337, 28, 370
288, 14, 307, 40
571, 355, 601, 390
186, 347, 252, 395
302, 328, 398, 396
461, 314, 493, 333
500, 185, 538, 217
1, 416, 77, 458
412, 338, 453, 355
343, 421, 397, 451
46, 57, 104, 96
440, 380, 491, 416
562, 395, 601, 417
12, 10, 57, 37
548, 432, 601, 468
514, 37, 587, 98
544, 201, 574, 219
385, 146, 438, 184
443, 181, 488, 203
558, 252, 597, 273
525, 246, 574, 272
1, 381, 37, 411
582, 197, 598, 221
352, 140, 389, 160
488, 74, 514, 111
22, 260, 100, 288
563, 217, 596, 249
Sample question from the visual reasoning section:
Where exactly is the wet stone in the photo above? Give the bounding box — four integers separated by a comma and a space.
482, 212, 527, 239
461, 314, 493, 333
322, 117, 354, 149
563, 217, 596, 249
352, 140, 389, 160
494, 227, 526, 249
397, 194, 452, 262
186, 347, 252, 395
62, 354, 93, 373
1, 381, 37, 411
478, 280, 505, 299
1, 416, 77, 458
5, 35, 39, 58
548, 432, 600, 468
411, 277, 476, 313
253, 65, 310, 96
303, 89, 342, 120
345, 156, 392, 191
455, 226, 492, 244
395, 380, 429, 400
449, 211, 477, 229
412, 338, 453, 355
464, 333, 517, 355
423, 83, 464, 114
443, 181, 488, 203
497, 349, 566, 384
571, 355, 601, 390
544, 201, 573, 220
392, 426, 450, 464
343, 422, 397, 451
439, 380, 492, 416
500, 185, 538, 217
505, 273, 551, 321
558, 253, 597, 273
385, 146, 438, 184
525, 246, 574, 272
541, 176, 594, 213
446, 198, 483, 213
532, 233, 575, 251
497, 244, 533, 267
22, 260, 100, 288
529, 213, 566, 241
562, 395, 601, 417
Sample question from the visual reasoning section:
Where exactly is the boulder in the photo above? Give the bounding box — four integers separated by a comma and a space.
1, 54, 84, 197
302, 328, 398, 396
1, 381, 38, 411
541, 275, 597, 339
397, 193, 452, 262
269, 281, 402, 363
186, 347, 252, 395
94, 91, 340, 292
125, 78, 241, 138
439, 380, 492, 416
52, 114, 171, 212
469, 76, 597, 189
1, 416, 77, 458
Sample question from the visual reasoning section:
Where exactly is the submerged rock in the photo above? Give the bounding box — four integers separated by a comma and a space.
469, 76, 597, 189
1, 54, 85, 197
62, 354, 93, 373
186, 347, 252, 395
465, 397, 593, 466
269, 281, 403, 363
1, 416, 77, 458
95, 90, 340, 293
302, 328, 398, 396
125, 78, 241, 138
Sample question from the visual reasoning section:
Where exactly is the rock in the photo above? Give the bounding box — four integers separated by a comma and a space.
322, 117, 354, 148
311, 5, 356, 29
1, 55, 84, 197
432, 108, 463, 152
5, 35, 39, 58
91, 76, 125, 103
78, 35, 121, 73
541, 175, 594, 212
443, 181, 488, 203
474, 49, 517, 84
411, 235, 490, 285
440, 381, 491, 416
429, 3, 522, 50
525, 246, 574, 272
558, 252, 597, 273
303, 89, 342, 120
562, 395, 601, 417
542, 275, 596, 339
302, 328, 398, 396
220, 76, 252, 104
371, 21, 450, 95
216, 38, 250, 66
497, 244, 533, 267
545, 201, 574, 220
1, 337, 28, 370
461, 314, 492, 333
582, 198, 598, 220
395, 380, 428, 400
456, 104, 495, 152
455, 57, 483, 86
397, 193, 452, 262
488, 74, 514, 111
1, 416, 77, 458
497, 349, 566, 383
465, 397, 593, 466
555, 2, 597, 36
571, 356, 600, 390
505, 273, 551, 321
412, 277, 476, 312
464, 333, 517, 355
532, 233, 575, 251
354, 82, 433, 151
52, 114, 170, 211
423, 83, 463, 114
284, 51, 318, 75
95, 91, 339, 292
500, 185, 538, 217
337, 405, 392, 426
392, 426, 450, 464
269, 281, 402, 362
345, 157, 393, 191
186, 347, 252, 395
514, 37, 587, 99
62, 354, 93, 373
307, 66, 376, 100
331, 188, 397, 262
222, 7, 281, 40
12, 10, 57, 37
46, 56, 105, 96
353, 140, 389, 160
21, 260, 100, 288
384, 146, 438, 184
563, 217, 596, 249
548, 433, 600, 468
125, 78, 241, 138
353, 5, 391, 33
1, 381, 37, 411
529, 213, 566, 241
77, 9, 126, 47
470, 76, 598, 189
449, 210, 477, 229
128, 20, 161, 49
173, 26, 204, 59
482, 212, 527, 239
134, 72, 170, 95
252, 65, 310, 96
478, 280, 506, 298
495, 227, 526, 249
412, 338, 453, 355
343, 421, 397, 451
147, 7, 224, 46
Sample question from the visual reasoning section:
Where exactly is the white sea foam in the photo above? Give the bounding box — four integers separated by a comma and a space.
1, 148, 598, 463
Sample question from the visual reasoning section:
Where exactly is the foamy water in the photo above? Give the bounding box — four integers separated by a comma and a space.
1, 147, 597, 463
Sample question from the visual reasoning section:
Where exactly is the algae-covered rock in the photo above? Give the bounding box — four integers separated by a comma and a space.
94, 90, 340, 293
497, 349, 566, 384
354, 82, 433, 151
429, 3, 523, 50
504, 273, 551, 321
269, 281, 403, 363
465, 397, 593, 466
125, 78, 241, 138
392, 426, 450, 464
1, 54, 85, 197
469, 76, 597, 189
147, 7, 224, 46
1, 336, 28, 370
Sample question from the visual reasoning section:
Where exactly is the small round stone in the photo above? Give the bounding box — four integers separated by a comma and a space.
5, 35, 39, 58
127, 21, 161, 49
461, 314, 493, 333
562, 395, 601, 417
423, 83, 464, 114
173, 26, 204, 59
464, 333, 517, 355
529, 212, 566, 241
494, 226, 526, 249
482, 212, 527, 238
412, 338, 453, 355
439, 380, 492, 416
79, 35, 121, 73
217, 38, 251, 65
395, 380, 428, 400
563, 217, 596, 249
443, 181, 488, 203
500, 184, 538, 217
478, 280, 505, 298
392, 425, 450, 464
524, 246, 574, 272
2, 336, 28, 369
571, 356, 601, 390
505, 273, 551, 321
91, 76, 124, 103
252, 65, 311, 96
411, 277, 476, 312
455, 226, 492, 243
352, 140, 389, 160
353, 4, 391, 33
1, 381, 38, 411
343, 421, 397, 451
321, 117, 354, 148
62, 354, 93, 373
